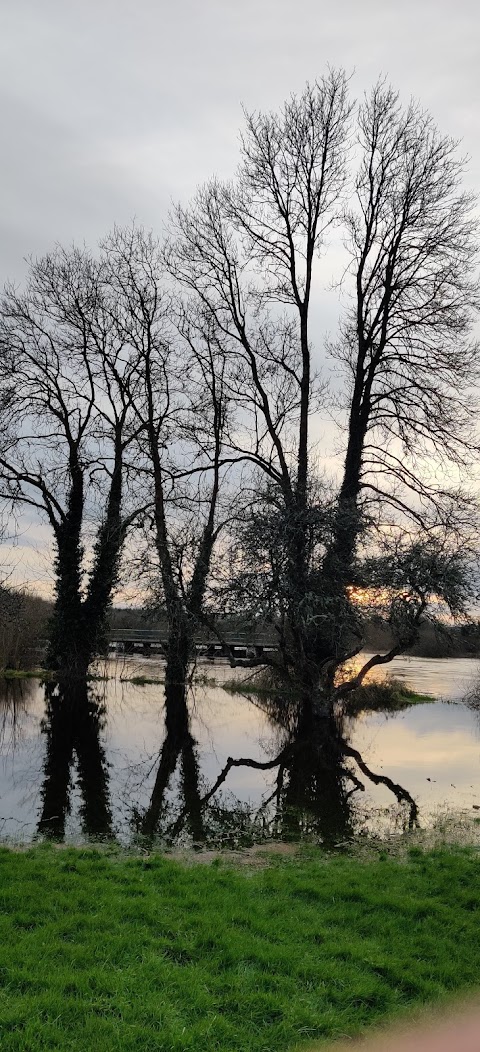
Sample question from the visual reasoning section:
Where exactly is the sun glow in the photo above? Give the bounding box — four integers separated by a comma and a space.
346, 585, 393, 608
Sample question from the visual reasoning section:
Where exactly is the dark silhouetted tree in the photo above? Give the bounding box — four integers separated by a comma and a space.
0, 244, 145, 676
167, 72, 479, 705
102, 226, 230, 716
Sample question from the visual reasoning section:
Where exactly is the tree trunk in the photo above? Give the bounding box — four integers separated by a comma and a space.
47, 441, 126, 678
83, 438, 126, 664
164, 617, 193, 728
47, 465, 87, 677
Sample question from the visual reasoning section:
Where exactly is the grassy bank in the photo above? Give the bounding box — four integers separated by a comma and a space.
343, 680, 434, 715
222, 675, 434, 713
0, 668, 47, 680
0, 846, 479, 1051
0, 670, 163, 685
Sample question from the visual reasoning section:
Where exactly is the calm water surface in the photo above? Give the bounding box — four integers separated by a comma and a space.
0, 655, 479, 846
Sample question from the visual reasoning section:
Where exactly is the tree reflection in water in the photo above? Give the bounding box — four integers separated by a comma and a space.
38, 680, 113, 841
0, 677, 35, 754
141, 685, 418, 848
194, 692, 417, 846
36, 676, 418, 848
140, 680, 204, 843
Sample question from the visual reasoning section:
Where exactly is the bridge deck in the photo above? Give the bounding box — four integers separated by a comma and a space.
108, 628, 277, 648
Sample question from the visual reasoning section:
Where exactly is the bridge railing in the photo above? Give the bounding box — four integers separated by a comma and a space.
108, 628, 277, 647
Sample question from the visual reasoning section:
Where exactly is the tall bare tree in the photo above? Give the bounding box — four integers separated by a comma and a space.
0, 245, 144, 676
168, 71, 353, 697
327, 81, 480, 580
102, 226, 229, 712
167, 72, 480, 704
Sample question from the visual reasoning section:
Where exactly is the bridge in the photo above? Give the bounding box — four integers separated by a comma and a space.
108, 627, 277, 659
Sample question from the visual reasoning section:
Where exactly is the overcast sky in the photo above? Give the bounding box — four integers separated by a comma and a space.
2, 0, 479, 281
1, 0, 479, 594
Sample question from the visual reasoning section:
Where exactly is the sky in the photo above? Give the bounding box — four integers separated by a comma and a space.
1, 0, 479, 595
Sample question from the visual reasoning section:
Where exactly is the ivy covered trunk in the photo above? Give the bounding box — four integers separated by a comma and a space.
46, 439, 126, 679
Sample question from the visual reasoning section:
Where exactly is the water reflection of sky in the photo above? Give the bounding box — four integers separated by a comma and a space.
351, 702, 480, 820
0, 656, 479, 843
362, 654, 480, 701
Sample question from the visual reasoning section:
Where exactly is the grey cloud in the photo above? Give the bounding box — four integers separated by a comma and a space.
1, 0, 479, 589
1, 0, 479, 284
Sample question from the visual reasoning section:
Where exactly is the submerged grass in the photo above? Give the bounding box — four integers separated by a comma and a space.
0, 671, 161, 686
343, 679, 434, 715
222, 679, 289, 697
0, 670, 112, 683
0, 668, 48, 680
0, 845, 478, 1051
119, 675, 165, 686
222, 674, 433, 713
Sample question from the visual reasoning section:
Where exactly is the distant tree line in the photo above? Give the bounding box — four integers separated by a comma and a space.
0, 585, 51, 670
0, 71, 479, 717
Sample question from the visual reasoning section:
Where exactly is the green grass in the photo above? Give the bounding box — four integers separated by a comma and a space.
0, 670, 110, 682
0, 671, 157, 685
0, 668, 47, 680
222, 678, 288, 696
119, 675, 165, 686
222, 675, 434, 713
121, 673, 223, 688
343, 679, 434, 715
0, 846, 478, 1051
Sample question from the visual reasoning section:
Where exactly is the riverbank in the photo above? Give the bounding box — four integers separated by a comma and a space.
0, 844, 478, 1051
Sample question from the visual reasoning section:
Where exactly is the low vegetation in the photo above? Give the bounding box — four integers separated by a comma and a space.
342, 679, 433, 715
119, 674, 165, 686
222, 673, 432, 715
0, 845, 478, 1051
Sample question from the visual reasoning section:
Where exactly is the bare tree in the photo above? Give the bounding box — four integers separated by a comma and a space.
102, 226, 229, 712
168, 71, 353, 698
327, 81, 480, 579
167, 73, 480, 706
0, 244, 145, 677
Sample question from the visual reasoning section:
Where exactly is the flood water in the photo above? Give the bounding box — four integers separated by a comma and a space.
0, 655, 479, 848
